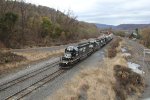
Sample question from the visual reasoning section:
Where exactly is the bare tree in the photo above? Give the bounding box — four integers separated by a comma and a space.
18, 0, 27, 44
141, 27, 150, 47
0, 0, 8, 15
0, 0, 17, 15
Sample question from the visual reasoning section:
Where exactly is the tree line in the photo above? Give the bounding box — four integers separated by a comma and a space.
0, 0, 99, 48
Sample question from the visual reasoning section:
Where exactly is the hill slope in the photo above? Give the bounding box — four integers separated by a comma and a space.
0, 0, 99, 48
117, 24, 150, 30
95, 23, 150, 30
95, 23, 115, 29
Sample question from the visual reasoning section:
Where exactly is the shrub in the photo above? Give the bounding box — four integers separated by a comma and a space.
113, 30, 126, 37
113, 65, 145, 100
108, 48, 117, 58
0, 51, 26, 64
141, 27, 150, 48
108, 38, 122, 58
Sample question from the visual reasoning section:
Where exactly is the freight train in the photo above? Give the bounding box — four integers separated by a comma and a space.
59, 34, 113, 69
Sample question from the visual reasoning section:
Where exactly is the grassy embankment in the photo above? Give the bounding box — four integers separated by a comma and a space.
0, 49, 64, 75
50, 37, 145, 100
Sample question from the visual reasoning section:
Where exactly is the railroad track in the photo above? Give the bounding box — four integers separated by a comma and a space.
5, 69, 65, 100
127, 40, 150, 72
145, 61, 150, 70
134, 42, 144, 55
128, 40, 144, 58
0, 61, 59, 92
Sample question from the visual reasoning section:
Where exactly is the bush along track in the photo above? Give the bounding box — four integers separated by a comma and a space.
0, 51, 26, 75
113, 65, 145, 100
107, 37, 122, 58
0, 51, 26, 64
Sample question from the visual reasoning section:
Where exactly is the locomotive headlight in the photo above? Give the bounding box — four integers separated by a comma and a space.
64, 53, 71, 58
89, 45, 93, 48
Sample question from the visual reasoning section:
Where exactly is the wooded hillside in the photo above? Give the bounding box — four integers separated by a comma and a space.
0, 0, 99, 48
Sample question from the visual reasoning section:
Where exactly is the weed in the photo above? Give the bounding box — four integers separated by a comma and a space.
108, 38, 122, 58
0, 51, 26, 64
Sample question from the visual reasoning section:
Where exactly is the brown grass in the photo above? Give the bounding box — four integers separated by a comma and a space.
108, 38, 122, 58
0, 51, 26, 75
15, 49, 64, 61
0, 49, 64, 75
108, 48, 117, 58
0, 51, 26, 64
113, 65, 145, 100
48, 53, 128, 100
50, 64, 116, 100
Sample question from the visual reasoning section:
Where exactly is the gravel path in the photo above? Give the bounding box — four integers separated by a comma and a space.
124, 39, 150, 100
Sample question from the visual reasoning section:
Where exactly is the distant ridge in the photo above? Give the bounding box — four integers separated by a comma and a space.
95, 23, 150, 30
116, 24, 150, 30
95, 24, 115, 29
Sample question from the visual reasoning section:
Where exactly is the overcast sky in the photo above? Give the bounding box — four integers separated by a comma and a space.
26, 0, 150, 25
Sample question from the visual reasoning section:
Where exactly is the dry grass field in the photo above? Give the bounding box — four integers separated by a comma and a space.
0, 49, 64, 75
15, 49, 64, 61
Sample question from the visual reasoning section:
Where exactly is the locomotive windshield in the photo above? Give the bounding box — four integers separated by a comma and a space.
62, 46, 79, 61
64, 52, 71, 58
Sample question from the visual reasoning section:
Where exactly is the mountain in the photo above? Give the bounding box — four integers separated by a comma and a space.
95, 24, 115, 29
116, 24, 150, 30
95, 23, 150, 30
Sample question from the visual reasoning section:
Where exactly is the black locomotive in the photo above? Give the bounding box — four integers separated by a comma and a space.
59, 34, 113, 68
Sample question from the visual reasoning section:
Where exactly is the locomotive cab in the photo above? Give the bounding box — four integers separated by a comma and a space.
64, 46, 78, 58
59, 46, 79, 68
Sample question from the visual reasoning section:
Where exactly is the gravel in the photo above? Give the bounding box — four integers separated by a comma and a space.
24, 48, 105, 100
124, 38, 150, 100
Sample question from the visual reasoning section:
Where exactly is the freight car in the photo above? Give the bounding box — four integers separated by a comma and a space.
59, 34, 113, 69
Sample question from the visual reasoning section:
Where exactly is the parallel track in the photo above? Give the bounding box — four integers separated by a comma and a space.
128, 40, 150, 71
0, 61, 59, 92
5, 69, 65, 100
128, 40, 144, 57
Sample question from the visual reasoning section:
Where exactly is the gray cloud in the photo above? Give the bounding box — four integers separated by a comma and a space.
26, 0, 150, 25
76, 0, 150, 25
